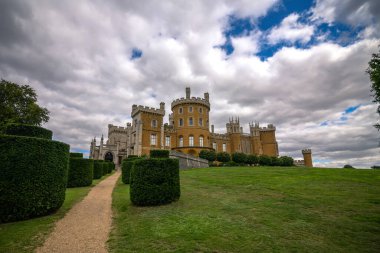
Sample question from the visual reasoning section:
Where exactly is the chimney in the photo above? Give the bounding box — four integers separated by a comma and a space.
204, 92, 209, 101
186, 87, 191, 99
160, 102, 165, 110
211, 124, 214, 133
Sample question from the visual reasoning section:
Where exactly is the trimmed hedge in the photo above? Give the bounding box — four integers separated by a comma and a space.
93, 160, 103, 179
0, 134, 69, 223
121, 157, 143, 184
130, 158, 180, 206
150, 149, 169, 158
67, 158, 93, 187
70, 152, 83, 158
4, 123, 53, 140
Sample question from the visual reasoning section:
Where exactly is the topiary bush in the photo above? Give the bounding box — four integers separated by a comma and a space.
4, 123, 52, 140
199, 150, 216, 162
0, 128, 69, 223
70, 152, 83, 158
67, 158, 93, 188
121, 157, 143, 184
246, 154, 258, 166
150, 149, 170, 158
130, 158, 180, 206
93, 160, 103, 179
232, 152, 247, 164
216, 152, 231, 163
259, 155, 272, 166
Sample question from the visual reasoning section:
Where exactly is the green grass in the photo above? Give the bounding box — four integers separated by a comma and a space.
0, 173, 113, 253
109, 167, 380, 253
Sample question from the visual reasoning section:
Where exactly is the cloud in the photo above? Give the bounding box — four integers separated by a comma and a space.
267, 13, 314, 44
0, 0, 379, 168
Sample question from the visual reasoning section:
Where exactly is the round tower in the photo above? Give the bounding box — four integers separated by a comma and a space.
302, 149, 313, 167
171, 87, 213, 156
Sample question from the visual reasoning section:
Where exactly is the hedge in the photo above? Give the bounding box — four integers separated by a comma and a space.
70, 152, 83, 158
0, 134, 69, 223
67, 158, 93, 187
93, 160, 103, 179
4, 123, 52, 140
130, 158, 180, 206
216, 152, 231, 162
231, 152, 247, 163
121, 157, 143, 184
150, 149, 169, 158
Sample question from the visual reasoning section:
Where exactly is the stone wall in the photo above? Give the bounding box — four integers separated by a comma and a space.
169, 150, 209, 169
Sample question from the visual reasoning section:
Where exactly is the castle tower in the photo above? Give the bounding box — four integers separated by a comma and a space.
302, 149, 313, 167
260, 124, 279, 157
249, 122, 263, 155
226, 117, 242, 153
171, 87, 212, 156
131, 103, 165, 156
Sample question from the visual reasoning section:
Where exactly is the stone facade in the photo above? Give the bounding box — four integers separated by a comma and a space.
90, 87, 279, 165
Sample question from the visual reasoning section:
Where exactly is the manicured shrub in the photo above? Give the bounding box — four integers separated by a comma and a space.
150, 149, 170, 158
121, 157, 143, 184
102, 161, 109, 175
130, 158, 180, 206
223, 161, 239, 167
232, 152, 247, 164
93, 160, 103, 179
216, 152, 231, 163
258, 155, 272, 166
343, 164, 354, 169
0, 132, 69, 223
199, 150, 216, 162
246, 154, 258, 166
110, 162, 115, 171
279, 156, 294, 167
128, 155, 138, 159
4, 123, 52, 140
70, 152, 83, 158
271, 156, 281, 166
67, 158, 93, 187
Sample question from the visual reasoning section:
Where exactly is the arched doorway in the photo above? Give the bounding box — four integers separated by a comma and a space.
104, 152, 113, 162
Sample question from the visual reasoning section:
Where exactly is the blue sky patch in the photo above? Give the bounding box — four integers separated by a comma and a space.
131, 48, 143, 60
343, 104, 361, 114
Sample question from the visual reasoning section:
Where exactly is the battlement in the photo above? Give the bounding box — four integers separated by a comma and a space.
210, 132, 230, 140
171, 87, 210, 109
131, 103, 165, 117
259, 124, 276, 131
108, 124, 128, 134
302, 149, 312, 154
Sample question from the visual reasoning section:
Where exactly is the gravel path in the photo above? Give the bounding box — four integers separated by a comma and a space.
36, 171, 120, 253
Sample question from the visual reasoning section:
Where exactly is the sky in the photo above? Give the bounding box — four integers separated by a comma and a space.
0, 0, 379, 168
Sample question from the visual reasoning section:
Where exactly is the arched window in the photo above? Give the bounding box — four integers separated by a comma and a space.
199, 107, 203, 113
179, 136, 183, 147
189, 106, 193, 113
189, 117, 193, 126
165, 136, 170, 147
151, 119, 157, 128
189, 135, 194, 146
199, 136, 204, 147
199, 118, 203, 126
179, 107, 183, 114
179, 118, 184, 126
213, 142, 217, 151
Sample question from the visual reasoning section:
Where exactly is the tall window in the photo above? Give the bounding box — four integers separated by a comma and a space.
179, 118, 183, 126
222, 143, 226, 152
199, 107, 203, 113
150, 134, 157, 145
151, 119, 157, 128
179, 136, 183, 147
165, 136, 170, 147
189, 106, 193, 113
213, 142, 217, 151
179, 107, 183, 114
189, 117, 193, 126
189, 136, 194, 146
199, 136, 204, 147
199, 118, 203, 126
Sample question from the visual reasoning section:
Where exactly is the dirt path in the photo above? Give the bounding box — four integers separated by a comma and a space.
36, 171, 120, 253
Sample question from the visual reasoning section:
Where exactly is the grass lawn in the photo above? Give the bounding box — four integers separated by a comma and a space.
109, 167, 380, 253
0, 172, 114, 253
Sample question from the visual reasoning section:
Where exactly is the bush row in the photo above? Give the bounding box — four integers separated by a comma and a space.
67, 157, 93, 188
121, 156, 144, 184
4, 123, 53, 140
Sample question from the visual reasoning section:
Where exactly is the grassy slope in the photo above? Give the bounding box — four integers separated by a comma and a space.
109, 167, 380, 253
0, 173, 113, 253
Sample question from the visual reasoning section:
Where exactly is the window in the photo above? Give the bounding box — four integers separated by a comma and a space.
151, 119, 157, 128
179, 107, 183, 114
189, 106, 193, 113
179, 118, 183, 126
213, 142, 217, 151
165, 136, 170, 147
199, 107, 203, 113
222, 143, 226, 152
189, 136, 194, 146
199, 118, 203, 126
179, 136, 183, 147
199, 136, 204, 147
189, 117, 193, 126
150, 134, 157, 145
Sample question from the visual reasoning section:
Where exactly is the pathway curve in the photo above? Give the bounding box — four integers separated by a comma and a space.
36, 170, 121, 253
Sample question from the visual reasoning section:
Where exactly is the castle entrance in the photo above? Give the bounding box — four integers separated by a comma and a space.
104, 152, 113, 162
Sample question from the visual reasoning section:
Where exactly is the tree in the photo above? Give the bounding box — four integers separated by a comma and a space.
231, 152, 247, 164
216, 152, 230, 163
366, 47, 380, 130
199, 150, 216, 162
0, 80, 49, 130
258, 155, 271, 166
246, 154, 258, 166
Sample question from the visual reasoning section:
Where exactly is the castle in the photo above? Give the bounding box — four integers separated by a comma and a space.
90, 87, 279, 165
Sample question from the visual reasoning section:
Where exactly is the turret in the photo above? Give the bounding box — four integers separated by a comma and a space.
186, 87, 191, 99
302, 149, 313, 167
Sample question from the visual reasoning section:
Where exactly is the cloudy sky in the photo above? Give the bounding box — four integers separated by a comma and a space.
1, 0, 379, 168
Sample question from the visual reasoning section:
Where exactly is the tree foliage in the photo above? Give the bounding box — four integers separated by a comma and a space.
216, 152, 231, 163
199, 150, 216, 162
0, 79, 49, 130
366, 48, 380, 130
231, 152, 247, 164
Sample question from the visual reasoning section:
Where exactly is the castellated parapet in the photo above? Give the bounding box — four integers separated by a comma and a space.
131, 104, 165, 117
302, 149, 312, 154
108, 124, 128, 134
302, 149, 313, 167
171, 87, 210, 110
